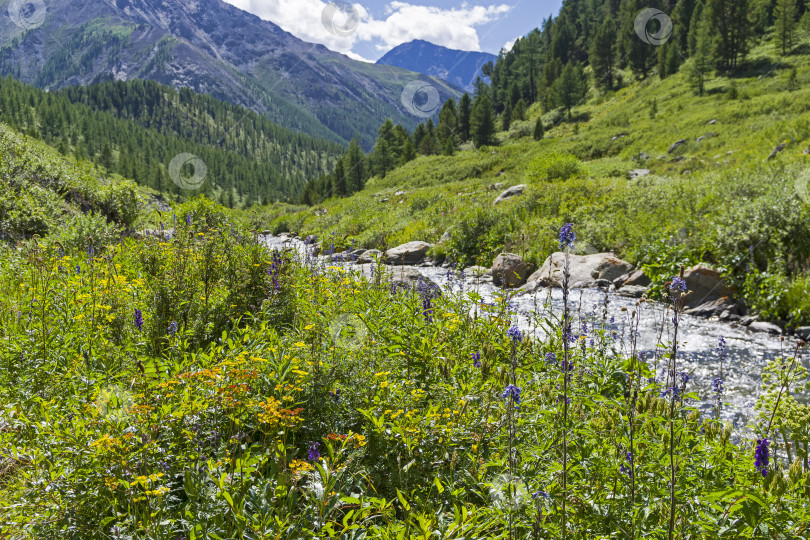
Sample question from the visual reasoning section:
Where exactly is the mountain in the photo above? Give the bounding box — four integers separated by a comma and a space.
377, 40, 497, 93
0, 0, 461, 149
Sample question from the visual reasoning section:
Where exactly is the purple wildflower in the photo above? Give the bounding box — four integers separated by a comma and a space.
670, 277, 687, 294
472, 352, 482, 368
167, 321, 178, 337
507, 325, 523, 343
134, 309, 144, 331
308, 441, 321, 461
755, 438, 770, 476
502, 384, 521, 405
559, 223, 575, 250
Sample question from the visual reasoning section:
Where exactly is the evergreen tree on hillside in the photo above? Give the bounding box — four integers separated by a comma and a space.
345, 137, 365, 193
590, 19, 617, 90
774, 0, 799, 55
553, 63, 587, 119
533, 118, 545, 140
620, 0, 656, 78
689, 10, 713, 95
471, 93, 497, 148
458, 93, 472, 143
333, 160, 347, 197
707, 0, 751, 73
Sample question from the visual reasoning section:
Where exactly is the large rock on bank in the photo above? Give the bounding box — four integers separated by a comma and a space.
385, 241, 433, 266
524, 253, 634, 289
491, 253, 529, 288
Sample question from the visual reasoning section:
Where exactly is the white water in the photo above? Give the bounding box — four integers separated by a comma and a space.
265, 235, 809, 429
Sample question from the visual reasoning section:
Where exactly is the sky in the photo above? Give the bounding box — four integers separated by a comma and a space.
223, 0, 563, 62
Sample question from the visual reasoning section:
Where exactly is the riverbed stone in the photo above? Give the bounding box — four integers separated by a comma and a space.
617, 285, 647, 298
795, 326, 810, 340
357, 249, 383, 263
528, 253, 633, 289
682, 264, 734, 310
385, 242, 433, 266
749, 321, 783, 334
491, 253, 529, 288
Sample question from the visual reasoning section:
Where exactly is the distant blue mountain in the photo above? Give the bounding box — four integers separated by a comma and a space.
377, 40, 497, 93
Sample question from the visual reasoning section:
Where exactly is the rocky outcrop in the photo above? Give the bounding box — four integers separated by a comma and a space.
525, 253, 633, 289
628, 169, 650, 179
491, 253, 529, 288
767, 143, 786, 160
385, 242, 433, 266
749, 321, 782, 334
668, 139, 687, 153
494, 185, 526, 205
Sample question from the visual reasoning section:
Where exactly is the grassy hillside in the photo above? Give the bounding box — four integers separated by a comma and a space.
0, 122, 141, 246
264, 41, 810, 326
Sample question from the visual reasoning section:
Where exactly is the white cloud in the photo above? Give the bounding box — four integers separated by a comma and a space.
502, 38, 516, 52
224, 1, 511, 58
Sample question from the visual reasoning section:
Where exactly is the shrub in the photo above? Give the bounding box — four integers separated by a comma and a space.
526, 151, 587, 182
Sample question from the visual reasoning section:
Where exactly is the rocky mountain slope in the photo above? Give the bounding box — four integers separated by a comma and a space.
0, 0, 460, 148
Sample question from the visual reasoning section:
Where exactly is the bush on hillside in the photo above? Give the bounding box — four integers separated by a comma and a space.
526, 151, 587, 182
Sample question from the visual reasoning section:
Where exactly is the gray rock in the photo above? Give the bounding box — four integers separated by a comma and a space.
696, 132, 718, 143
613, 273, 630, 289
357, 249, 383, 264
353, 264, 438, 291
440, 228, 453, 244
749, 321, 782, 334
668, 139, 687, 153
139, 228, 175, 241
395, 190, 406, 196
639, 152, 650, 160
528, 253, 633, 289
628, 169, 650, 179
767, 143, 786, 160
385, 241, 433, 266
624, 269, 651, 288
617, 285, 647, 298
738, 315, 758, 327
685, 298, 738, 318
683, 264, 734, 310
671, 156, 686, 163
491, 253, 530, 288
709, 119, 717, 125
494, 184, 526, 205
795, 326, 810, 340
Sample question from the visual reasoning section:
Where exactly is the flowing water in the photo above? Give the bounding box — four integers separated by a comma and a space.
265, 235, 809, 430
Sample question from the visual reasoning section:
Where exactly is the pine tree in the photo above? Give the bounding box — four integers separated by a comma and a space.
400, 138, 416, 165
471, 93, 497, 148
553, 63, 587, 119
458, 93, 472, 142
690, 11, 712, 96
345, 137, 364, 192
707, 0, 751, 73
533, 118, 545, 140
443, 137, 455, 156
333, 160, 347, 197
513, 99, 527, 122
774, 0, 798, 55
590, 19, 617, 90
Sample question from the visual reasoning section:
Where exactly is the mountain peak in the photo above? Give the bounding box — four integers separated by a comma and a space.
377, 40, 497, 93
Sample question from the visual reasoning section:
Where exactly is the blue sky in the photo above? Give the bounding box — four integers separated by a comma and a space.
225, 0, 563, 62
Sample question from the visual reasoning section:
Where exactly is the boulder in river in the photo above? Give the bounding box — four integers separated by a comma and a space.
795, 326, 810, 340
526, 253, 633, 289
353, 264, 438, 291
491, 253, 529, 288
682, 264, 733, 310
749, 321, 783, 334
617, 285, 647, 298
494, 184, 526, 205
385, 241, 433, 266
357, 249, 383, 264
